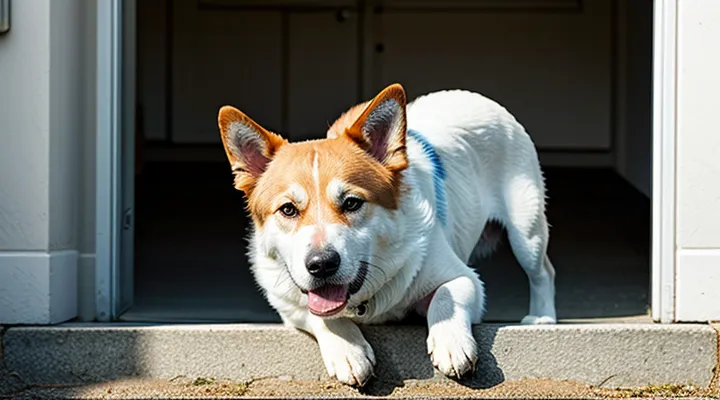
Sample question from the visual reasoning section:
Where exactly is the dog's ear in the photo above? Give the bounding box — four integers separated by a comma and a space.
343, 83, 409, 174
218, 106, 287, 194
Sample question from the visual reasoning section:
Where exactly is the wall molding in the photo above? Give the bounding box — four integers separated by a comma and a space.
0, 250, 78, 324
675, 249, 720, 322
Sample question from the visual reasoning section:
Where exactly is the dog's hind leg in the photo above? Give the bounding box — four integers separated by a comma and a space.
503, 174, 557, 324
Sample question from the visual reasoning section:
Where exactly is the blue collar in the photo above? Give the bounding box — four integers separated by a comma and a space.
407, 129, 447, 226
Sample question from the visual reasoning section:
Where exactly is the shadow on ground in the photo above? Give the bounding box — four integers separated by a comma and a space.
359, 324, 504, 396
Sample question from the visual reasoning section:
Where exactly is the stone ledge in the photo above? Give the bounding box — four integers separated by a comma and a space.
3, 323, 717, 390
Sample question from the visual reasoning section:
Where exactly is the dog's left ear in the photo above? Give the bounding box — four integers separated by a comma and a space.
344, 83, 409, 174
218, 106, 287, 194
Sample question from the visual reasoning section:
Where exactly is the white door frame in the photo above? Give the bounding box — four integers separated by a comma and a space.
651, 0, 678, 324
95, 0, 137, 321
95, 0, 123, 322
95, 0, 681, 323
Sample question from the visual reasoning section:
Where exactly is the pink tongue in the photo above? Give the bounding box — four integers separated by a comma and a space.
307, 284, 349, 315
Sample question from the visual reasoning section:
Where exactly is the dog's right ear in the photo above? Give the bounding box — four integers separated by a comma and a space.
218, 106, 287, 194
343, 83, 409, 175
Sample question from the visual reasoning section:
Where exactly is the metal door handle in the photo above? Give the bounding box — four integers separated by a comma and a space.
123, 208, 133, 230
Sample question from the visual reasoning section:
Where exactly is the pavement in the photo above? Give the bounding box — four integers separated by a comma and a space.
4, 377, 720, 399
1, 322, 718, 399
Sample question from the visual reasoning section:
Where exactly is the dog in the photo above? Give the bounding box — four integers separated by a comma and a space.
217, 83, 557, 386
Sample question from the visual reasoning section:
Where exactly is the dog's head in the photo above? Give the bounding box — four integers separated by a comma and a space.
218, 84, 409, 318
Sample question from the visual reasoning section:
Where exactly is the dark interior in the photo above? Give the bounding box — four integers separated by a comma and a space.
126, 163, 650, 323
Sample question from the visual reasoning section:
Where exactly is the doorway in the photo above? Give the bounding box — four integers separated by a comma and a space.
114, 0, 656, 323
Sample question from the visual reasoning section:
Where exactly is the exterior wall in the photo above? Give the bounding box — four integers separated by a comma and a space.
0, 0, 95, 324
674, 0, 720, 322
1, 0, 716, 324
0, 0, 51, 252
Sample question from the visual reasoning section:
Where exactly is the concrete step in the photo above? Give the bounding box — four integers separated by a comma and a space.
2, 323, 718, 398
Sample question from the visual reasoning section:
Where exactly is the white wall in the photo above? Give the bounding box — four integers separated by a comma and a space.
78, 0, 99, 322
0, 0, 51, 252
0, 0, 92, 324
674, 0, 720, 322
48, 0, 85, 251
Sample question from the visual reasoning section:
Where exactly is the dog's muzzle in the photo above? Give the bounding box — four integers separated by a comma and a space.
306, 261, 368, 317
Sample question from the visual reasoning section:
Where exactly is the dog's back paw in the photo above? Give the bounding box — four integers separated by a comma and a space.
520, 315, 556, 325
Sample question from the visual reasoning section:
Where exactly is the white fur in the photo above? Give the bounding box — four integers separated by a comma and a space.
247, 90, 556, 386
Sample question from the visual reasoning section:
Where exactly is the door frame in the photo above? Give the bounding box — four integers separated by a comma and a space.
95, 0, 136, 321
94, 0, 680, 322
650, 0, 677, 324
95, 0, 122, 321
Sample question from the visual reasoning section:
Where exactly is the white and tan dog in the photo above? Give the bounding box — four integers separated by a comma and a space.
218, 83, 556, 386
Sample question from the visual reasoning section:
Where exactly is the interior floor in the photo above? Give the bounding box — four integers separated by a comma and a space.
123, 162, 651, 323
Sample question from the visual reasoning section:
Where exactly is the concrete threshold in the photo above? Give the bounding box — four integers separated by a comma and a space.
2, 323, 718, 398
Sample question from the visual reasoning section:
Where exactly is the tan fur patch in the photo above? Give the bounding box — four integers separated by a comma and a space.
326, 101, 370, 139
248, 137, 400, 228
331, 84, 408, 175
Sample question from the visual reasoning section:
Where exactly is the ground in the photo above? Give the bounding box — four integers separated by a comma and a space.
2, 376, 719, 399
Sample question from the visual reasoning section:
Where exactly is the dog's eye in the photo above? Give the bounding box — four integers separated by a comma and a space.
341, 197, 365, 213
278, 203, 299, 218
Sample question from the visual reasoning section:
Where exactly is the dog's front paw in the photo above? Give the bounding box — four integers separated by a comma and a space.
318, 335, 376, 386
427, 322, 478, 378
520, 315, 556, 325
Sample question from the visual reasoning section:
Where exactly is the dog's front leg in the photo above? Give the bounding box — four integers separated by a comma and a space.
306, 316, 376, 386
426, 275, 481, 378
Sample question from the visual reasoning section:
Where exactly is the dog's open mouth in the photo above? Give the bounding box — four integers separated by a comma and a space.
307, 262, 368, 317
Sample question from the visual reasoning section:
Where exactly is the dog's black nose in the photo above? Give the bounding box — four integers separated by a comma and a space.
305, 248, 341, 278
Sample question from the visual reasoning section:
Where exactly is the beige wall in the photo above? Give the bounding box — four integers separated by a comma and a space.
674, 0, 720, 321
0, 0, 95, 324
